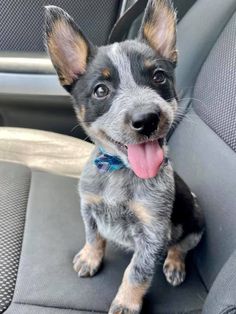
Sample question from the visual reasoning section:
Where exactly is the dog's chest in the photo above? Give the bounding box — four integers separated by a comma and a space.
92, 173, 136, 248
94, 208, 135, 249
80, 163, 174, 248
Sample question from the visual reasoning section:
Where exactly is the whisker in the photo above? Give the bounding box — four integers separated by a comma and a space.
82, 135, 90, 142
70, 124, 81, 133
176, 96, 207, 107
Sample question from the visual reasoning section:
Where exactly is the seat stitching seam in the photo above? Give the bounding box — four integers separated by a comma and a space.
13, 301, 106, 313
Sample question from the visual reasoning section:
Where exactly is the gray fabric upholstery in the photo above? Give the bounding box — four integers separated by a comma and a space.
169, 110, 236, 288
0, 163, 31, 313
0, 0, 120, 52
194, 12, 236, 152
175, 0, 236, 99
168, 0, 236, 290
5, 166, 206, 313
7, 304, 104, 314
203, 251, 236, 314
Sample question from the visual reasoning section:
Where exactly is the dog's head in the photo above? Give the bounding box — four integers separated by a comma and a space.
45, 0, 178, 179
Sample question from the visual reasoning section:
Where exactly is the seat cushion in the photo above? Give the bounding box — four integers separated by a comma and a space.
203, 250, 236, 314
2, 163, 206, 313
0, 163, 31, 313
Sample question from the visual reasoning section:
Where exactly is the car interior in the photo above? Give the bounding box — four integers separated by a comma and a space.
0, 0, 236, 313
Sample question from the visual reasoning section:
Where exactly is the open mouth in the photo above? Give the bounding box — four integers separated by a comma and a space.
106, 135, 128, 154
106, 135, 164, 154
106, 134, 165, 179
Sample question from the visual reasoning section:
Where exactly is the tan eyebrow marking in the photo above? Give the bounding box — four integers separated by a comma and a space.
101, 68, 111, 79
144, 59, 154, 69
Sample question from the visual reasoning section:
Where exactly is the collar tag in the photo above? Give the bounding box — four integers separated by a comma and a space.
94, 147, 126, 174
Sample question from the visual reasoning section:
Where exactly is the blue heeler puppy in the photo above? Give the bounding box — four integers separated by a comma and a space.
45, 1, 204, 313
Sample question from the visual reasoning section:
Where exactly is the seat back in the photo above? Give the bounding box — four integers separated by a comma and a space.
0, 0, 122, 138
0, 0, 121, 52
169, 0, 236, 288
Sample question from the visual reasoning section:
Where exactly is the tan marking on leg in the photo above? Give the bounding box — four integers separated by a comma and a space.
129, 201, 153, 225
163, 246, 186, 286
167, 246, 185, 260
83, 193, 102, 205
79, 235, 106, 266
165, 246, 185, 269
73, 234, 106, 277
101, 68, 111, 79
111, 265, 150, 313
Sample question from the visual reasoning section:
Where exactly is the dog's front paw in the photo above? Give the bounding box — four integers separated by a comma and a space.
108, 301, 140, 314
163, 258, 186, 287
73, 244, 103, 277
109, 287, 143, 314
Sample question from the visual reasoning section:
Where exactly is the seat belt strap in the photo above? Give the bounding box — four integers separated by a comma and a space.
108, 0, 148, 44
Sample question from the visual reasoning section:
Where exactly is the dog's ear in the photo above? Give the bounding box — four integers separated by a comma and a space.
139, 0, 177, 63
45, 6, 94, 92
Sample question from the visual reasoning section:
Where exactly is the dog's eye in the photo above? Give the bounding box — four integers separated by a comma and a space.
93, 84, 110, 98
152, 70, 166, 85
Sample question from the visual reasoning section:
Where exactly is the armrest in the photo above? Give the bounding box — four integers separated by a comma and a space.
0, 56, 54, 74
203, 250, 236, 314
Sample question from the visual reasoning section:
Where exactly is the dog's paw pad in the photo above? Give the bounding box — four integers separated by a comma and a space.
109, 303, 140, 314
163, 260, 186, 286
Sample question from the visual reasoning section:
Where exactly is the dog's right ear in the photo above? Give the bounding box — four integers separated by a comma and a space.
45, 6, 94, 92
139, 0, 177, 63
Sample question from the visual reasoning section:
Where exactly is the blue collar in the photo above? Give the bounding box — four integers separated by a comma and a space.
94, 147, 126, 174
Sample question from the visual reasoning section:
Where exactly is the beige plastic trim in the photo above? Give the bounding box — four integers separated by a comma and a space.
0, 127, 94, 178
0, 57, 55, 74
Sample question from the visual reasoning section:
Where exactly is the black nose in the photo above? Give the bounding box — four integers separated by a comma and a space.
131, 112, 160, 137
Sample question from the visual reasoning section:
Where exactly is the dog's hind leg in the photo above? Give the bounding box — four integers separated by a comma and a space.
163, 231, 203, 286
164, 172, 205, 286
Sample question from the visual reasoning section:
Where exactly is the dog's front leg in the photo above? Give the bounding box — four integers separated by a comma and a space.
73, 199, 106, 277
109, 237, 161, 314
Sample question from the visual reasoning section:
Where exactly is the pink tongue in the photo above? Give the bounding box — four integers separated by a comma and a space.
127, 141, 164, 179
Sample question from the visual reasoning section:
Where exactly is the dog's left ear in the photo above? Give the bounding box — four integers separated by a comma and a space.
45, 6, 94, 92
139, 0, 177, 63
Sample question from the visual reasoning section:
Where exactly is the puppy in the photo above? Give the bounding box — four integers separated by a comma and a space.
45, 1, 204, 313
